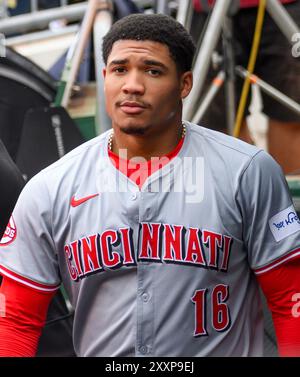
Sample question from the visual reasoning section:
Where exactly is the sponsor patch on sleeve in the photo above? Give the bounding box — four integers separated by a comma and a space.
269, 205, 300, 242
0, 216, 17, 246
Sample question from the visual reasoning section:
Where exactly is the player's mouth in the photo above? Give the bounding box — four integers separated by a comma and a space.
118, 101, 148, 115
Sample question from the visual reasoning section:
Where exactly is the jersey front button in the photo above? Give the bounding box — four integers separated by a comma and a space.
131, 193, 137, 200
142, 292, 149, 302
139, 346, 147, 355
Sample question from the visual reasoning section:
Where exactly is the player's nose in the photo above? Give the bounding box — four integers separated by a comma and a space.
121, 71, 145, 95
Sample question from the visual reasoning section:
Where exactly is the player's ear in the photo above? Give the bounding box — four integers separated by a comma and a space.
180, 71, 193, 99
103, 68, 107, 78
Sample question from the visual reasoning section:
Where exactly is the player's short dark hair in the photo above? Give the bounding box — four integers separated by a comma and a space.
102, 13, 196, 73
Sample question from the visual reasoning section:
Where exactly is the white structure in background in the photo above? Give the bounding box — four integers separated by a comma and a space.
247, 84, 269, 152
5, 24, 79, 70
0, 32, 5, 57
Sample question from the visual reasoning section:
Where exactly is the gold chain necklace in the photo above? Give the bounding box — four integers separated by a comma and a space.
108, 122, 186, 152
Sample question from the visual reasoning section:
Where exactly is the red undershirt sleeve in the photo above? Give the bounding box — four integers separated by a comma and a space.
256, 257, 300, 356
0, 275, 56, 357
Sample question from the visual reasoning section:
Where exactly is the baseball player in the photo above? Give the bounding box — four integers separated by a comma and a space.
0, 14, 300, 357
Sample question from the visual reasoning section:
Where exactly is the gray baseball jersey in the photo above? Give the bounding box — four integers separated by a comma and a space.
1, 121, 300, 356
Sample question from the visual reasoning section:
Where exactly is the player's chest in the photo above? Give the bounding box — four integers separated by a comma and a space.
56, 188, 244, 282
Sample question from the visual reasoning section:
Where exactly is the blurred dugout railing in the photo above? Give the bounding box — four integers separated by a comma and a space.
0, 0, 155, 34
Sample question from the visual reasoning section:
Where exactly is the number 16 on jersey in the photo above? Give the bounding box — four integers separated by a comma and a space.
191, 284, 231, 336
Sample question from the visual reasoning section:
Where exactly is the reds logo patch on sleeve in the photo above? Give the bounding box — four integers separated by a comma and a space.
0, 216, 17, 246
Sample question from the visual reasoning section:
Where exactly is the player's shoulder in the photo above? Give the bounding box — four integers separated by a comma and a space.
185, 121, 282, 179
187, 121, 261, 158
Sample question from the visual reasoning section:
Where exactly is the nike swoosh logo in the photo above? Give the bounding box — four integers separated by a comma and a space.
71, 194, 99, 207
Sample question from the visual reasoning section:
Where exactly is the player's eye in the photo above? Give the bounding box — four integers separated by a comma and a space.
147, 69, 162, 76
113, 67, 126, 74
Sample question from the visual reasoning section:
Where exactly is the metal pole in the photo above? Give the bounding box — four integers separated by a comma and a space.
236, 66, 300, 116
31, 0, 38, 13
133, 0, 156, 7
0, 2, 88, 34
93, 9, 113, 134
0, 32, 5, 57
176, 0, 194, 32
6, 24, 79, 46
156, 0, 169, 15
192, 71, 225, 124
183, 0, 232, 121
61, 0, 110, 108
266, 0, 300, 44
0, 0, 8, 19
222, 16, 236, 135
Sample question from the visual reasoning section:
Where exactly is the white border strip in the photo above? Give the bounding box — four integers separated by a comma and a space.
254, 250, 300, 275
0, 267, 59, 292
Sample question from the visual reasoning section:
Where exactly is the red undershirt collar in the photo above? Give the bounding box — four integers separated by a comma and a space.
108, 136, 185, 188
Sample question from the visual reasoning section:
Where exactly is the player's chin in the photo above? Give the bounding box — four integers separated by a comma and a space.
119, 121, 150, 136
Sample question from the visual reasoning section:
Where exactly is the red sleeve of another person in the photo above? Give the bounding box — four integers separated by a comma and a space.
0, 275, 55, 357
256, 257, 300, 356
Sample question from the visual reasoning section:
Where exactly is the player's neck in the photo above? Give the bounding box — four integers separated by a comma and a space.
110, 122, 184, 161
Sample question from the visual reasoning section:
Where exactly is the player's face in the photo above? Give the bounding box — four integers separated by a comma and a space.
103, 40, 192, 136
